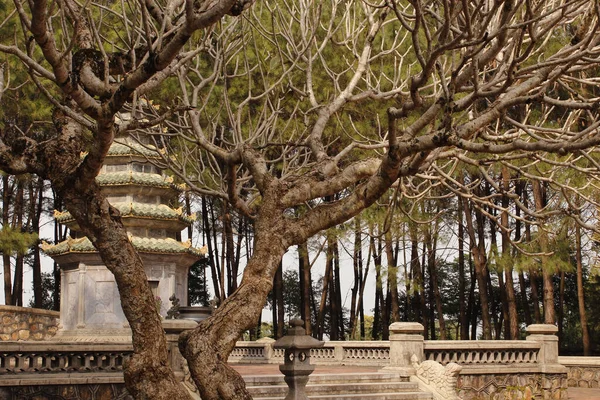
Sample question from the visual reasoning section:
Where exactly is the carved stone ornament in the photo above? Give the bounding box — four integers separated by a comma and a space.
410, 354, 462, 400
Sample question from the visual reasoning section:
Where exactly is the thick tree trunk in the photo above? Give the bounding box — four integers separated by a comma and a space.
42, 113, 190, 399
180, 201, 287, 400
57, 181, 189, 398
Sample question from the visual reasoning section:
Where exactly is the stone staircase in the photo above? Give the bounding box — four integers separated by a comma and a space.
246, 372, 433, 400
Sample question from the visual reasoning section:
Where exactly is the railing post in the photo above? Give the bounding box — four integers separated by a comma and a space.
525, 324, 566, 372
256, 337, 276, 363
162, 319, 198, 374
381, 322, 424, 378
334, 343, 344, 363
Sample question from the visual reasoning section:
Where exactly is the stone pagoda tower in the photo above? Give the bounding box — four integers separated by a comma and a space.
43, 134, 205, 341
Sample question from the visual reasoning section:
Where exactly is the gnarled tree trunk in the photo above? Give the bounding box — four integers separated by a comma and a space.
181, 191, 287, 399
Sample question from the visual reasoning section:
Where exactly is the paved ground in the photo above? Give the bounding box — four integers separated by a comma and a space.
231, 364, 600, 399
568, 388, 600, 400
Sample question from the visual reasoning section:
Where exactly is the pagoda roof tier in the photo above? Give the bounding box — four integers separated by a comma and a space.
53, 203, 195, 230
97, 171, 181, 189
42, 236, 206, 258
108, 141, 161, 159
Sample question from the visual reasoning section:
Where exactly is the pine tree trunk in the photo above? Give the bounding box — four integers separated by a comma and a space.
575, 224, 591, 355
514, 181, 532, 326
328, 236, 339, 340
385, 228, 400, 323
558, 271, 565, 343
531, 180, 555, 324
524, 185, 542, 323
458, 196, 469, 340
349, 218, 361, 339
467, 252, 476, 340
316, 235, 333, 340
202, 197, 222, 303
409, 222, 427, 337
2, 175, 12, 305
425, 219, 445, 339
298, 241, 312, 335
501, 167, 519, 339
223, 204, 237, 295
52, 189, 65, 311
273, 261, 284, 338
371, 230, 383, 340
334, 243, 345, 340
463, 196, 492, 339
32, 177, 44, 308
11, 182, 24, 306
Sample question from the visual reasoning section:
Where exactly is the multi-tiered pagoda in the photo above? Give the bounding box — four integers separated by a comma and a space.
43, 133, 205, 341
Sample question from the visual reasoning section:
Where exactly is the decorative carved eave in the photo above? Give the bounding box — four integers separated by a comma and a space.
97, 171, 178, 189
108, 141, 161, 158
53, 203, 196, 229
42, 236, 207, 258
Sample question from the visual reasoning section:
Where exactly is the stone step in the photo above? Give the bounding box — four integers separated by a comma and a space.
248, 381, 421, 397
244, 372, 406, 386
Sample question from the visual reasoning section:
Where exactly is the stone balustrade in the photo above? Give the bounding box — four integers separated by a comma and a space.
229, 339, 390, 366
425, 340, 541, 366
0, 306, 59, 341
0, 342, 133, 375
0, 319, 594, 400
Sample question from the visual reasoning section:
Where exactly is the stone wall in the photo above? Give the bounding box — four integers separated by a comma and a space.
559, 356, 600, 388
0, 305, 59, 341
457, 371, 567, 400
0, 383, 132, 400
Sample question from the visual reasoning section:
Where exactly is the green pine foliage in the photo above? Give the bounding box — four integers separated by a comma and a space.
0, 226, 38, 257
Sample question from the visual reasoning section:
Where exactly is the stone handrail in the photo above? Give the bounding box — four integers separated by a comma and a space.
229, 340, 391, 366
0, 334, 560, 375
0, 342, 133, 376
424, 340, 541, 366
